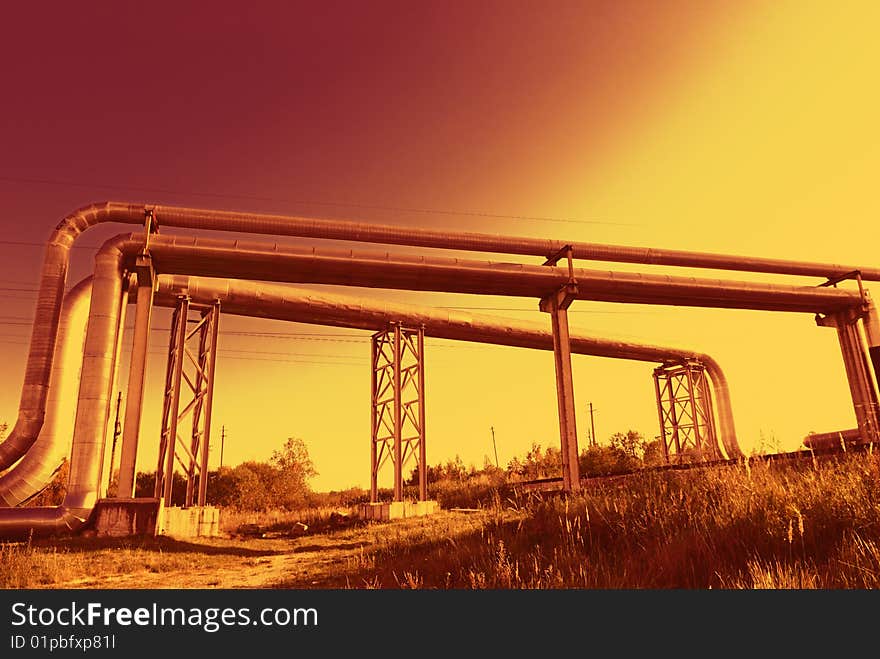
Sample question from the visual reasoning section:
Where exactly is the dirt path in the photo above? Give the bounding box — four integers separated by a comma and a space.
47, 512, 489, 589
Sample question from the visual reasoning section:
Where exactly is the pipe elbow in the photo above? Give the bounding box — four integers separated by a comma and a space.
50, 202, 147, 248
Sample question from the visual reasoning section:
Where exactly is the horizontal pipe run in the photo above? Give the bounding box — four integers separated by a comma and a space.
131, 234, 863, 314
98, 203, 880, 281
0, 261, 744, 530
153, 275, 741, 460
3, 200, 873, 473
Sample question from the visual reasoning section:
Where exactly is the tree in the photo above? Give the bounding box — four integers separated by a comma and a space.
579, 445, 638, 476
641, 439, 666, 466
269, 437, 317, 509
609, 430, 647, 459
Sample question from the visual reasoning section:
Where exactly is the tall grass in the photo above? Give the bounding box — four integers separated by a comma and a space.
350, 453, 880, 588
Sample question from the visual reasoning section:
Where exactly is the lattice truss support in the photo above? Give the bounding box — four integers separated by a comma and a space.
155, 296, 221, 507
653, 360, 721, 463
370, 323, 426, 502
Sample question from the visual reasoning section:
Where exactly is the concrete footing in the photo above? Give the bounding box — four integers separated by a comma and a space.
90, 499, 221, 538
358, 500, 440, 521
92, 498, 161, 537
158, 505, 221, 538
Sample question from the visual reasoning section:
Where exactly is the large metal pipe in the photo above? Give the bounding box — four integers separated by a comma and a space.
0, 262, 741, 525
0, 278, 91, 506
154, 274, 741, 460
0, 248, 123, 537
122, 235, 863, 313
2, 217, 863, 513
2, 201, 872, 472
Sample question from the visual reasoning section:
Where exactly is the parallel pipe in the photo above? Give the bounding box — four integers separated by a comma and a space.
154, 274, 740, 460
0, 263, 741, 527
2, 201, 873, 473
121, 235, 863, 313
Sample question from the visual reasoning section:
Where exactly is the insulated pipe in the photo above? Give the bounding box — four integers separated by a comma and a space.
3, 221, 853, 497
0, 248, 123, 537
95, 203, 880, 280
0, 278, 92, 506
0, 264, 741, 528
153, 276, 740, 460
3, 201, 874, 472
125, 235, 862, 313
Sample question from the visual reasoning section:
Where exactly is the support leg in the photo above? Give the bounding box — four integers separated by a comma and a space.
540, 285, 581, 492
117, 258, 154, 499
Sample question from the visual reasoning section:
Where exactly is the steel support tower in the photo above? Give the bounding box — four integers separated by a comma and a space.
653, 360, 721, 463
370, 323, 426, 503
155, 296, 221, 507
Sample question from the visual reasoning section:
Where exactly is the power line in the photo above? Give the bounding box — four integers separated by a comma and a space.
0, 174, 633, 227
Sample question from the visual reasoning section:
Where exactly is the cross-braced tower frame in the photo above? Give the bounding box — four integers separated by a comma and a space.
653, 360, 721, 463
155, 296, 220, 506
370, 323, 426, 502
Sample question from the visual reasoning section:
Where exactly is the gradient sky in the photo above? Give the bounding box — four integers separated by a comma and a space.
1, 1, 879, 491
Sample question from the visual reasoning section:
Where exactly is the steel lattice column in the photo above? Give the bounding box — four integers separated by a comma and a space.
155, 296, 221, 506
653, 360, 720, 463
370, 323, 426, 503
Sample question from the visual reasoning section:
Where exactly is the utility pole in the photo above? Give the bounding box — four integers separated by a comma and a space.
219, 425, 226, 469
107, 391, 122, 496
490, 426, 499, 468
589, 402, 597, 447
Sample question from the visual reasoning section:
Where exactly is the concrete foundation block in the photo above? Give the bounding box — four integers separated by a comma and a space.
157, 506, 221, 538
358, 500, 440, 521
93, 498, 161, 537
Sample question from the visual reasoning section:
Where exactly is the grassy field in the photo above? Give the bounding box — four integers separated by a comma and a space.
2, 452, 880, 588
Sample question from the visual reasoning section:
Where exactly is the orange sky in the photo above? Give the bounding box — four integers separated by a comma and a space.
1, 1, 879, 491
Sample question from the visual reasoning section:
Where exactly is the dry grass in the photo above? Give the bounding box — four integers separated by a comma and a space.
4, 453, 880, 589
323, 452, 880, 589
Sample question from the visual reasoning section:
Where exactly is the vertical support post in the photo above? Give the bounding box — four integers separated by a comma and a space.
117, 256, 154, 499
684, 367, 703, 460
370, 335, 379, 503
653, 371, 670, 463
163, 296, 189, 505
197, 301, 221, 507
539, 282, 581, 493
818, 310, 880, 445
589, 402, 597, 447
861, 295, 880, 412
104, 277, 129, 496
185, 315, 208, 508
392, 323, 403, 502
417, 327, 427, 502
